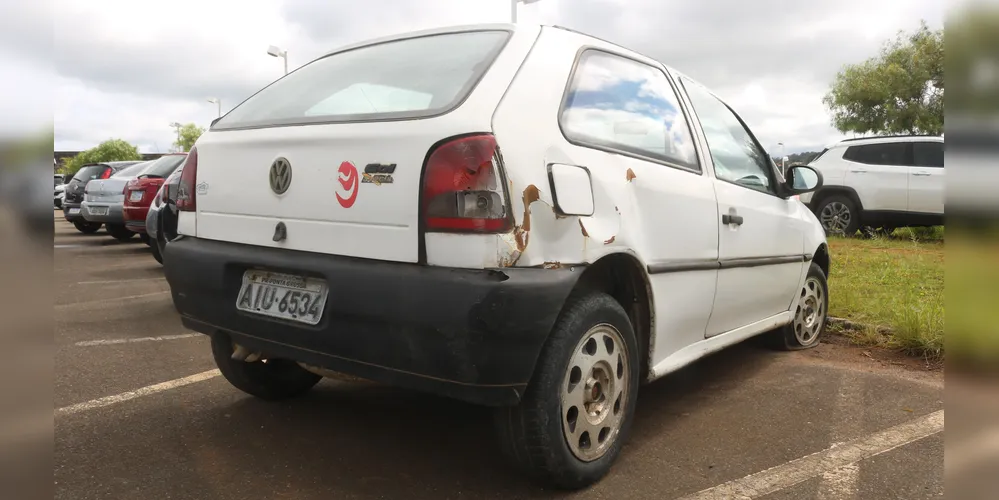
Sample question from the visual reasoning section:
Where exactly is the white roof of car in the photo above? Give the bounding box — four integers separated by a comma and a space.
828, 135, 943, 148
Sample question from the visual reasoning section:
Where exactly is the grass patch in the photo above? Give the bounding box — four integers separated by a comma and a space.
826, 233, 944, 359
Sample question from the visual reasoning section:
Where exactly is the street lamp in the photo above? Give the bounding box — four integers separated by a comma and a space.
169, 122, 182, 153
512, 0, 543, 22
267, 45, 288, 75
207, 98, 221, 117
777, 142, 786, 175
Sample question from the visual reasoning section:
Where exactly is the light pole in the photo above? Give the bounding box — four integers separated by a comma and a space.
512, 0, 543, 22
207, 98, 221, 117
169, 122, 182, 152
777, 142, 786, 175
267, 45, 288, 75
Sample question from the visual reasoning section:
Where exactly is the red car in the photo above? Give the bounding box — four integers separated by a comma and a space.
123, 152, 188, 234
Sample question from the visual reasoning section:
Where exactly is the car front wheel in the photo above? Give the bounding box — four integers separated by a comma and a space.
494, 291, 639, 490
769, 262, 829, 350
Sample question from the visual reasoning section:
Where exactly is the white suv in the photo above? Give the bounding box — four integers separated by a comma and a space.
164, 24, 829, 489
800, 135, 944, 235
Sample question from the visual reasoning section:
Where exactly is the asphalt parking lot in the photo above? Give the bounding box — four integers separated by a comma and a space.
53, 212, 944, 500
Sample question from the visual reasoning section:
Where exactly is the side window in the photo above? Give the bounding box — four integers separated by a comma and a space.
843, 143, 908, 166
681, 78, 776, 194
912, 142, 944, 168
560, 50, 699, 171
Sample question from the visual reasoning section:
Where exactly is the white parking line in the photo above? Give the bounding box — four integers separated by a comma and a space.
817, 376, 865, 499
54, 244, 84, 249
678, 410, 944, 499
55, 291, 170, 310
74, 333, 201, 347
76, 278, 167, 285
56, 369, 221, 417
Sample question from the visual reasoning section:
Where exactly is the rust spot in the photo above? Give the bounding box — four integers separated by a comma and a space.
521, 184, 541, 232
626, 168, 637, 182
514, 227, 528, 252
514, 184, 541, 253
543, 261, 563, 270
578, 220, 589, 237
604, 235, 616, 245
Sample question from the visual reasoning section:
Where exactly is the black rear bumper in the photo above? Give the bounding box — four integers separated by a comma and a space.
164, 237, 582, 406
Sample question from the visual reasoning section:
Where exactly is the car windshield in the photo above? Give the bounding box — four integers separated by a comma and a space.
213, 30, 510, 129
138, 155, 187, 178
112, 162, 153, 178
72, 165, 109, 182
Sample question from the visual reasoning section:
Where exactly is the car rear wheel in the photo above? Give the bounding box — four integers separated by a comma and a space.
210, 333, 322, 401
72, 221, 102, 234
494, 291, 639, 490
768, 262, 828, 350
106, 223, 134, 242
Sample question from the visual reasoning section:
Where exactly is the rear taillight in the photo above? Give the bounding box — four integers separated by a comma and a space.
422, 134, 511, 232
99, 168, 111, 179
176, 148, 198, 212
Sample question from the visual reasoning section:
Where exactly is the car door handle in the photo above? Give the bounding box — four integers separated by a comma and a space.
913, 172, 932, 176
849, 169, 867, 173
722, 213, 744, 225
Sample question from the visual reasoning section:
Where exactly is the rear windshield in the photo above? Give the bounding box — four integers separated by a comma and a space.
112, 162, 151, 178
213, 30, 510, 130
72, 165, 109, 182
139, 155, 187, 178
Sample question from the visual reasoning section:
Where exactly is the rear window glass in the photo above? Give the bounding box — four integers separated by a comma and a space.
112, 162, 151, 178
213, 30, 511, 130
141, 155, 187, 178
72, 165, 109, 182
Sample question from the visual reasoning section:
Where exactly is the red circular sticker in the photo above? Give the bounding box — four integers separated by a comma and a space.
335, 161, 359, 208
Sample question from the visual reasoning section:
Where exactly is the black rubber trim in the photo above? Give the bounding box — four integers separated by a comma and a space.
648, 254, 810, 274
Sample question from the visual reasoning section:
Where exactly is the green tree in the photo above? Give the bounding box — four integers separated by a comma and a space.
173, 123, 205, 152
823, 21, 943, 136
61, 138, 142, 176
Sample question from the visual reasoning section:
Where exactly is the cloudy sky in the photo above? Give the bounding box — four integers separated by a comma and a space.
41, 0, 943, 155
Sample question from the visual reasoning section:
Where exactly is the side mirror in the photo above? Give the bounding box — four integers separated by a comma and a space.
613, 120, 652, 135
783, 165, 823, 197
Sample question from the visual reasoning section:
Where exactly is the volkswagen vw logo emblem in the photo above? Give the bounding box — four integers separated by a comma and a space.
269, 158, 292, 195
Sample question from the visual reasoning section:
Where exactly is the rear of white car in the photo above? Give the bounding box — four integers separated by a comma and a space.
165, 25, 576, 406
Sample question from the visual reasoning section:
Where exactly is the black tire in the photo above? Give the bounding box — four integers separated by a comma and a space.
767, 262, 829, 351
494, 291, 640, 490
815, 195, 860, 236
150, 238, 164, 264
210, 333, 322, 400
73, 221, 102, 234
106, 223, 134, 242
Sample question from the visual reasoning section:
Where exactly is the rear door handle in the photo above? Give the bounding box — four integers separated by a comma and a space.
722, 213, 744, 225
913, 172, 932, 176
849, 169, 867, 173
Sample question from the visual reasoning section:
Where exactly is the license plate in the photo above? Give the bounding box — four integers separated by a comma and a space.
236, 271, 328, 325
129, 191, 143, 202
89, 206, 109, 216
68, 208, 80, 215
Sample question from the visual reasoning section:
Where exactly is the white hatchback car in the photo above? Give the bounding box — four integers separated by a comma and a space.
800, 135, 944, 235
165, 24, 829, 489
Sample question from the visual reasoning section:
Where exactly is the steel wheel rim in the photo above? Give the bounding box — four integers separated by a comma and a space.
561, 323, 629, 462
794, 277, 826, 346
820, 202, 851, 233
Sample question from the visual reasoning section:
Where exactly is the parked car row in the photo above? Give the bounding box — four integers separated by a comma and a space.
59, 155, 188, 263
